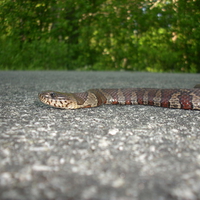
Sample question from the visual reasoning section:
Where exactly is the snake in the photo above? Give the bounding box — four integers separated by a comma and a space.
38, 85, 200, 110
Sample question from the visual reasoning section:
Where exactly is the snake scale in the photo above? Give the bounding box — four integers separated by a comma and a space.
38, 84, 200, 110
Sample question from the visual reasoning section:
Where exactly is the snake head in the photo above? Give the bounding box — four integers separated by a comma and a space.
38, 91, 76, 109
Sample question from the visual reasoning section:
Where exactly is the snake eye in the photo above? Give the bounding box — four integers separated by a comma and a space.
49, 92, 56, 98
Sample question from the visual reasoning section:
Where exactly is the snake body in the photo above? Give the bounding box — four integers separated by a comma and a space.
39, 86, 200, 110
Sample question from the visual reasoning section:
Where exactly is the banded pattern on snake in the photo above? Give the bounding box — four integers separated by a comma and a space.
38, 85, 200, 110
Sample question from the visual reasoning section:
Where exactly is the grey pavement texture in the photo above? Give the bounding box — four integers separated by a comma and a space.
1, 71, 200, 200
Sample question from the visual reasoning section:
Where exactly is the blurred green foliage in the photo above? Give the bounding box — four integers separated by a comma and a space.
0, 0, 199, 72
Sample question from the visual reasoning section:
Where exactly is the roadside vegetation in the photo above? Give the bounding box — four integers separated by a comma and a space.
0, 0, 199, 72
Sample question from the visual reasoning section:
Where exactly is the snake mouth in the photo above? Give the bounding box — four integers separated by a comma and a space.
38, 93, 51, 105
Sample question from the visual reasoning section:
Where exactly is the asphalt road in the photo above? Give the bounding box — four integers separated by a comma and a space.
1, 71, 200, 200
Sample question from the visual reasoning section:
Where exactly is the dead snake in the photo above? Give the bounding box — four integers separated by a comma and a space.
38, 84, 200, 110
